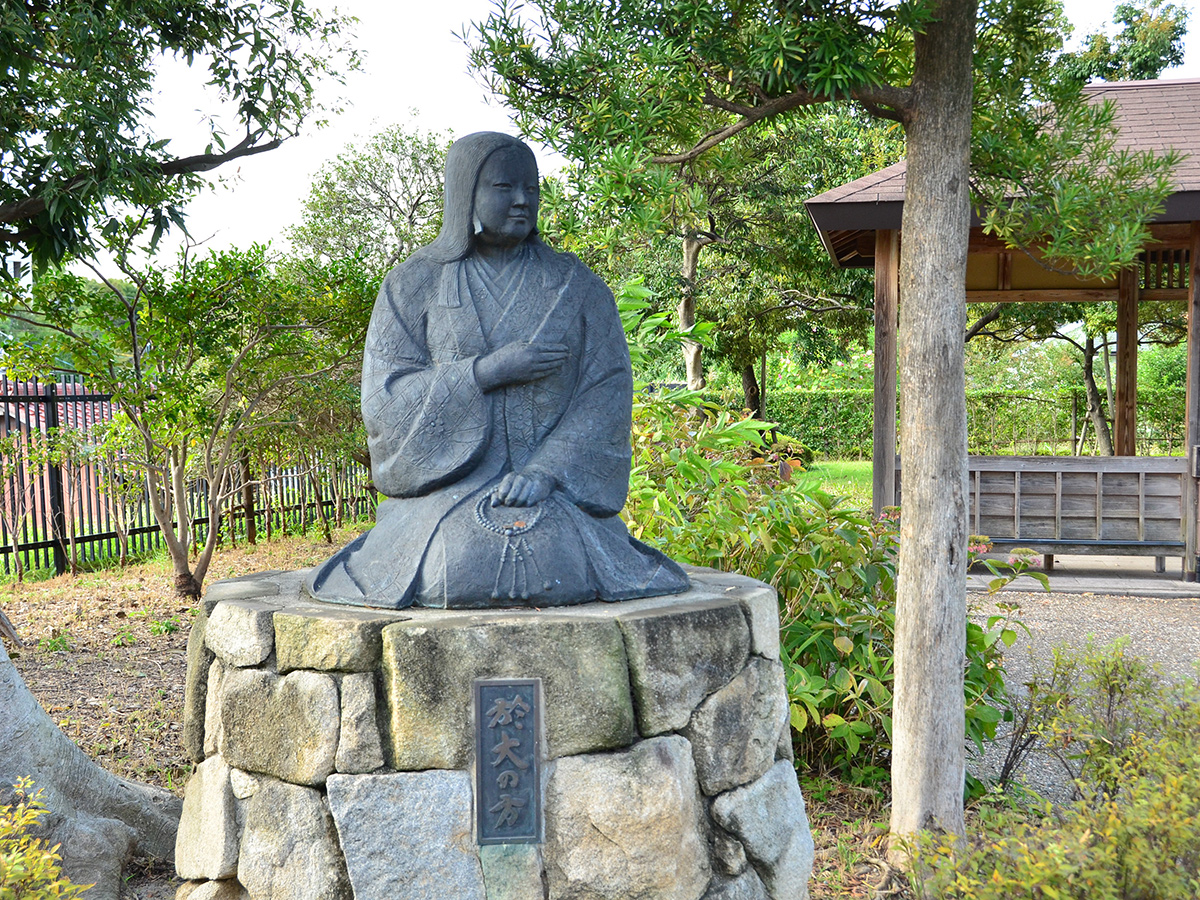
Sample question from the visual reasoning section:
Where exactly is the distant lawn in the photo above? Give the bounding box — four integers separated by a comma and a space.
802, 459, 873, 510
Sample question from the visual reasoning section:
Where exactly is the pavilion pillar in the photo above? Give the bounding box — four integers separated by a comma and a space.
873, 229, 899, 515
1185, 224, 1200, 579
1114, 267, 1140, 456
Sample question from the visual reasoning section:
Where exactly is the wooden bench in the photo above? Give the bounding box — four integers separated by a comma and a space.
894, 455, 1188, 574
967, 456, 1187, 574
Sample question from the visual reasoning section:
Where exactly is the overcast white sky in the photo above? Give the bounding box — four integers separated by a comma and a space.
143, 0, 1200, 263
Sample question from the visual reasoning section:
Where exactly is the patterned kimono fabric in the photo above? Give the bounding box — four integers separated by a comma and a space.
306, 240, 688, 609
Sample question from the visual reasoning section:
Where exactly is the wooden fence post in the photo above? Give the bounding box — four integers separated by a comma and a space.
43, 382, 67, 575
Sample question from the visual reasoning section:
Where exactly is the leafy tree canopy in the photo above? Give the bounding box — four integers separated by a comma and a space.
0, 0, 359, 271
285, 122, 452, 281
469, 0, 1177, 280
1060, 0, 1188, 83
0, 217, 374, 594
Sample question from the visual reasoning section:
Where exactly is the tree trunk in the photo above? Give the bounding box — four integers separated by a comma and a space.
740, 363, 762, 417
888, 0, 976, 858
1102, 332, 1115, 416
143, 446, 200, 600
759, 351, 768, 422
680, 235, 707, 390
1083, 336, 1115, 456
0, 640, 181, 900
242, 452, 257, 545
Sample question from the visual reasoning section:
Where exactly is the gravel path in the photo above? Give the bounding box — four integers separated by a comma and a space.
969, 589, 1200, 803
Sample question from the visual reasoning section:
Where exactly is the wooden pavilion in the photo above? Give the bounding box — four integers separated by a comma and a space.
805, 78, 1200, 580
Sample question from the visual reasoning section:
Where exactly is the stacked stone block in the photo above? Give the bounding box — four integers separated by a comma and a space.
175, 568, 813, 900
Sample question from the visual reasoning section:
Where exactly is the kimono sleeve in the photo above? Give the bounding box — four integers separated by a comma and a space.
361, 264, 490, 497
524, 271, 633, 516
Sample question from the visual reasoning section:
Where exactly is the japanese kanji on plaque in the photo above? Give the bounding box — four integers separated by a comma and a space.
474, 678, 542, 844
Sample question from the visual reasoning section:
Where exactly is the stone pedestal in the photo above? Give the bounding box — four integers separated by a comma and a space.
175, 567, 813, 900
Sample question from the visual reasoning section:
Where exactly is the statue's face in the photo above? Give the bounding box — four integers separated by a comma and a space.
473, 147, 539, 249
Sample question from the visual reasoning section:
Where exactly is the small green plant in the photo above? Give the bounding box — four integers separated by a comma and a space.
1038, 637, 1167, 802
0, 779, 92, 897
109, 628, 136, 647
968, 537, 1050, 593
148, 617, 180, 635
36, 632, 71, 653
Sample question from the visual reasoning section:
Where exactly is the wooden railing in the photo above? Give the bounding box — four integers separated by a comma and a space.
895, 455, 1189, 572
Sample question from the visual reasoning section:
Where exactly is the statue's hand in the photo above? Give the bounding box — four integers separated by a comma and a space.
475, 342, 568, 391
492, 471, 556, 507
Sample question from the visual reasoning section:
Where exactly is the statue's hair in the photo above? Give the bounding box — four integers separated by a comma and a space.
419, 132, 541, 264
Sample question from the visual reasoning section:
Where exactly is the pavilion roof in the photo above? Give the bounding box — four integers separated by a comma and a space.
806, 78, 1200, 265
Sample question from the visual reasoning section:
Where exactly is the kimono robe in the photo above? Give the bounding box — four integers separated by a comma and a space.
306, 239, 689, 609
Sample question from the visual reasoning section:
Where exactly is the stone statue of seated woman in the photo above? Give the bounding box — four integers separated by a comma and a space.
305, 132, 690, 609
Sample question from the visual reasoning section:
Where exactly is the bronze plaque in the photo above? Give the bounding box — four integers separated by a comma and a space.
474, 678, 542, 844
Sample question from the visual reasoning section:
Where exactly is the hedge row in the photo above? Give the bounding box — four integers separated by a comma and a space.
768, 388, 1187, 459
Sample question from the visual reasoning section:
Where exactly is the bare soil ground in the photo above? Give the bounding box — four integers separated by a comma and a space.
6, 535, 1197, 899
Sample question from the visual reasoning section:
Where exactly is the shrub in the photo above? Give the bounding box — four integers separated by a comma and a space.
914, 646, 1200, 900
623, 382, 1016, 786
619, 279, 1025, 786
0, 779, 91, 898
765, 387, 1188, 458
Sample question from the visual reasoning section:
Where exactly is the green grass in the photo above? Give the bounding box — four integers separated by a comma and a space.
802, 460, 873, 510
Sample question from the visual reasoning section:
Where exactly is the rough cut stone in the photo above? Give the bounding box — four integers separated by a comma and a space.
543, 735, 710, 900
275, 604, 402, 673
203, 659, 226, 758
479, 844, 544, 900
205, 600, 277, 668
380, 613, 634, 769
776, 714, 795, 764
685, 657, 789, 795
618, 598, 750, 735
218, 668, 340, 786
176, 756, 239, 881
176, 880, 250, 900
205, 573, 282, 603
335, 672, 384, 774
238, 778, 349, 900
702, 871, 770, 900
688, 570, 780, 662
183, 604, 215, 763
229, 768, 260, 800
711, 761, 814, 900
327, 772, 485, 900
712, 831, 748, 876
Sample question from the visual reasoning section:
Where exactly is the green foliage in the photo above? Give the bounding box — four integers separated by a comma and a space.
0, 780, 90, 897
618, 283, 1018, 785
914, 643, 1200, 900
0, 0, 358, 269
1034, 638, 1168, 801
1059, 0, 1188, 83
533, 104, 900, 395
1139, 342, 1187, 391
970, 0, 1179, 279
148, 618, 181, 636
764, 387, 1187, 459
0, 230, 374, 594
470, 0, 1176, 286
35, 633, 71, 654
285, 122, 452, 281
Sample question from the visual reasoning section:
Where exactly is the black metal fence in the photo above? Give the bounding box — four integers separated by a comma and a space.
0, 374, 375, 578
